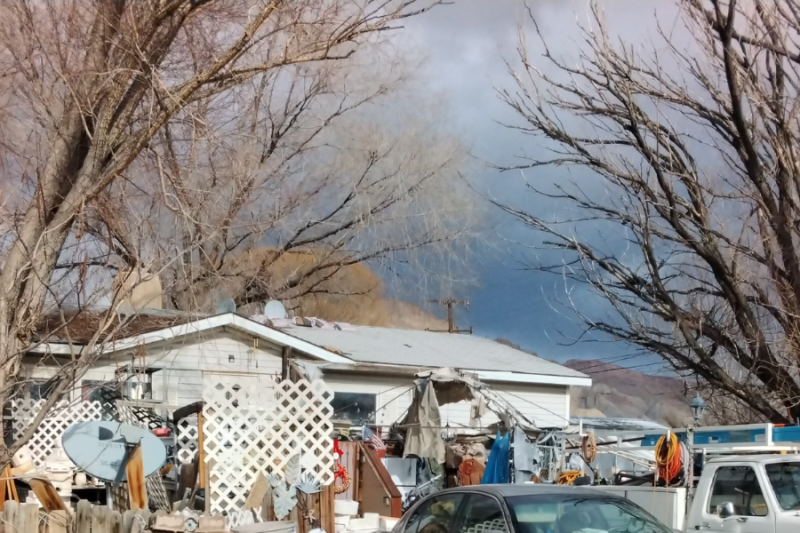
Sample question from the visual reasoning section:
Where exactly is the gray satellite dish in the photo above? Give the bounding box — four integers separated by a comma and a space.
216, 297, 237, 314
264, 300, 288, 319
62, 420, 167, 482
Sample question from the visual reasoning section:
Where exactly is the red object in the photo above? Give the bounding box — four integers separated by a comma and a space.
153, 427, 171, 437
376, 449, 386, 459
333, 439, 344, 457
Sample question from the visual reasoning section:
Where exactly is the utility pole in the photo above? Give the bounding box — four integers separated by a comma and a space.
428, 298, 472, 334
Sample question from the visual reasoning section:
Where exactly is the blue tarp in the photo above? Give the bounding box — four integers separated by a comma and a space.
481, 431, 510, 484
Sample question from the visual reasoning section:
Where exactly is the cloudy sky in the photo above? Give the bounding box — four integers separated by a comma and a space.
392, 0, 679, 370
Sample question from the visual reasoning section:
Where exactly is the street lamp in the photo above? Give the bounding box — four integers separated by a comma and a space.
690, 394, 707, 427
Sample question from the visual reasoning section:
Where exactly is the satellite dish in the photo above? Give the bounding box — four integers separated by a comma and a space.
264, 300, 288, 320
216, 298, 237, 314
62, 421, 167, 482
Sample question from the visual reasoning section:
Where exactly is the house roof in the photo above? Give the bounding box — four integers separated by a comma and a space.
280, 324, 591, 387
34, 308, 200, 344
29, 311, 590, 387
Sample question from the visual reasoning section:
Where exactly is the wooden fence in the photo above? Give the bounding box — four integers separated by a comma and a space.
1, 501, 154, 533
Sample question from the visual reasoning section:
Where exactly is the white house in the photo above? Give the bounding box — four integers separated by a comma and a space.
25, 310, 591, 430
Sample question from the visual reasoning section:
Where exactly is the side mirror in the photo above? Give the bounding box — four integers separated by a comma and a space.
718, 501, 735, 519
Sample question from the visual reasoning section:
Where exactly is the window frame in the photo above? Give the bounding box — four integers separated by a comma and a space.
400, 491, 470, 533
707, 465, 770, 518
458, 493, 510, 533
330, 391, 377, 424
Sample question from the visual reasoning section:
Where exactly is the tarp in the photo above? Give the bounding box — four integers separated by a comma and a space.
480, 431, 510, 484
403, 379, 446, 464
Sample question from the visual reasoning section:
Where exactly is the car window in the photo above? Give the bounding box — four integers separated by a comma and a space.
405, 493, 466, 533
460, 495, 508, 533
765, 461, 800, 511
708, 466, 768, 517
505, 494, 672, 533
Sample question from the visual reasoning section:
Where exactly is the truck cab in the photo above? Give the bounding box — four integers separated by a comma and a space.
686, 455, 800, 532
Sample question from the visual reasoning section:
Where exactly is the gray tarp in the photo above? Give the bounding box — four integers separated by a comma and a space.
403, 379, 446, 464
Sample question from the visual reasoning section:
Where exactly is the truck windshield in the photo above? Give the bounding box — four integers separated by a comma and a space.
765, 461, 800, 511
505, 494, 672, 533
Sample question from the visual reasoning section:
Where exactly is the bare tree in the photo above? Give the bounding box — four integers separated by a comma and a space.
495, 0, 800, 423
0, 0, 452, 463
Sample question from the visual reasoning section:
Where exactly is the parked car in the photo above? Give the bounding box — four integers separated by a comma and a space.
391, 485, 675, 533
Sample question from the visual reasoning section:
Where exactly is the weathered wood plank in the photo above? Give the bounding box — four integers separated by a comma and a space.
5, 500, 18, 533
320, 485, 336, 533
92, 505, 110, 533
28, 479, 67, 512
109, 511, 122, 533
121, 510, 135, 533
244, 473, 267, 511
75, 500, 92, 533
18, 503, 37, 533
48, 510, 70, 533
127, 444, 147, 510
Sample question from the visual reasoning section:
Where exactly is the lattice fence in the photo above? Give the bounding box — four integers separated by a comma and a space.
266, 379, 334, 486
10, 399, 110, 467
202, 375, 334, 515
203, 375, 273, 515
176, 416, 200, 465
115, 401, 172, 511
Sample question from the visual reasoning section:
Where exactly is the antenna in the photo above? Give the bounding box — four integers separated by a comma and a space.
264, 300, 288, 320
61, 420, 167, 482
216, 298, 237, 314
427, 298, 472, 334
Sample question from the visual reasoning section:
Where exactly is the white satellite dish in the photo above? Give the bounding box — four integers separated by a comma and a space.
62, 421, 167, 482
216, 298, 237, 314
264, 300, 288, 319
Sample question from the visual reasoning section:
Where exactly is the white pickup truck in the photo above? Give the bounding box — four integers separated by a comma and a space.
684, 454, 800, 532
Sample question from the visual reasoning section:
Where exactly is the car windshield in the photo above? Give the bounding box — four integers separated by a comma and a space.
505, 494, 672, 533
765, 461, 800, 511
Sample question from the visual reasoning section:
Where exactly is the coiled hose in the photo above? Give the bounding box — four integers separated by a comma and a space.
557, 470, 582, 485
655, 432, 682, 485
581, 432, 597, 463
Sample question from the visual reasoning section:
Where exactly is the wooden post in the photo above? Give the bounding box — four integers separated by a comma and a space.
320, 485, 336, 533
197, 410, 206, 490
281, 347, 292, 381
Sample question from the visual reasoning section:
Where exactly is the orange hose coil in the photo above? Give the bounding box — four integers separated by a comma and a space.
655, 432, 682, 485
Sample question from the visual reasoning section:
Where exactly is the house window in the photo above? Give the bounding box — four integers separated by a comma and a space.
81, 380, 121, 420
331, 392, 376, 424
25, 379, 57, 401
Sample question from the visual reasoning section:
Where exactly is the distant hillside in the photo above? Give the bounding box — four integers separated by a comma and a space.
565, 359, 693, 427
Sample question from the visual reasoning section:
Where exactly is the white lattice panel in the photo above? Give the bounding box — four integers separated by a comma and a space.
176, 416, 199, 465
203, 374, 274, 515
11, 399, 108, 467
266, 379, 335, 486
202, 375, 335, 516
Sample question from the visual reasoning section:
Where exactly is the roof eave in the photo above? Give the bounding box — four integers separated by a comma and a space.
26, 313, 354, 364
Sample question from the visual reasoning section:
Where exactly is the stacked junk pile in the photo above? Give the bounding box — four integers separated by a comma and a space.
2, 364, 590, 533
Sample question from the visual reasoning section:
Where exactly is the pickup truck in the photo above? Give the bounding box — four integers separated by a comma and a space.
683, 454, 800, 532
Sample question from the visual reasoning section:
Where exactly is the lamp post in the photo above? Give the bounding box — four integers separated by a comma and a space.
690, 394, 707, 427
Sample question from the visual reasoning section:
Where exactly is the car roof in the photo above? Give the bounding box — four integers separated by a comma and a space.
434, 484, 617, 499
